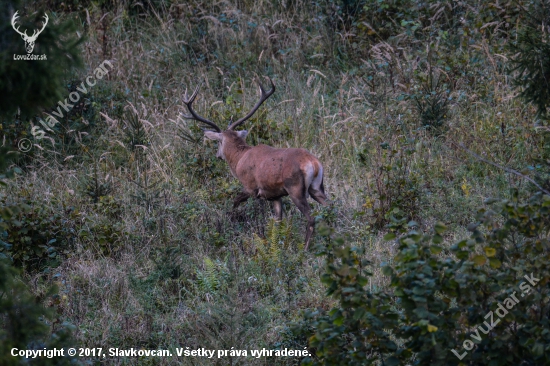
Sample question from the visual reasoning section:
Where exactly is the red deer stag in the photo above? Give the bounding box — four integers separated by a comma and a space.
181, 77, 327, 250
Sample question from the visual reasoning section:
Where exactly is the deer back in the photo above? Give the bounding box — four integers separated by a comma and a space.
236, 145, 322, 199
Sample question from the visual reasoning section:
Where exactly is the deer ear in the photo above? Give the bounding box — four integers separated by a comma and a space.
236, 130, 248, 139
204, 131, 222, 141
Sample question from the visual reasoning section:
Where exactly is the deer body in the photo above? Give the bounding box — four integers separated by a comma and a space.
183, 78, 327, 249
238, 145, 323, 200
238, 146, 324, 200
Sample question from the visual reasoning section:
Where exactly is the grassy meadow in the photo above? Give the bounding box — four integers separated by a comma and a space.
1, 0, 549, 365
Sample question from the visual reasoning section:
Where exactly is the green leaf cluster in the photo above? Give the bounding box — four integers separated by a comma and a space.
0, 198, 77, 271
0, 259, 78, 365
297, 191, 550, 365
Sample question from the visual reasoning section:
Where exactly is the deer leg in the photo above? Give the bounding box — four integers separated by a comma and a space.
308, 187, 327, 205
273, 198, 283, 221
288, 193, 315, 250
308, 178, 327, 205
233, 191, 250, 209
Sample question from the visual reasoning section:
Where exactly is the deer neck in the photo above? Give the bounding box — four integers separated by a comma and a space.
224, 142, 251, 176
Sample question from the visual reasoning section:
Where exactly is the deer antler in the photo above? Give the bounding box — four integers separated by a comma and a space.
30, 13, 48, 40
11, 12, 48, 41
11, 11, 27, 38
228, 77, 275, 131
181, 83, 222, 132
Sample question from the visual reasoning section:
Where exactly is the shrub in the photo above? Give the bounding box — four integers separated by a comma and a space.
0, 198, 77, 271
508, 0, 550, 192
357, 138, 420, 231
296, 190, 550, 365
410, 71, 451, 133
508, 0, 550, 120
0, 148, 21, 233
0, 259, 78, 365
78, 214, 127, 257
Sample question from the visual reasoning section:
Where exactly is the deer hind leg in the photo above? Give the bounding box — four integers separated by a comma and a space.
233, 191, 250, 209
287, 190, 315, 250
308, 179, 327, 205
308, 164, 327, 205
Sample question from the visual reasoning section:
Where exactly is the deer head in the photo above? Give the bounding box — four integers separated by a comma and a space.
181, 77, 275, 159
11, 11, 48, 54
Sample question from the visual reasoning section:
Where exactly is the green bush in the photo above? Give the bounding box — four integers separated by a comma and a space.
357, 138, 420, 231
78, 214, 127, 257
0, 198, 77, 271
0, 148, 21, 232
296, 190, 550, 365
0, 259, 78, 365
508, 0, 550, 120
508, 0, 550, 192
410, 70, 451, 133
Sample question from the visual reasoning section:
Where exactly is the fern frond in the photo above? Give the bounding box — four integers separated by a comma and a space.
254, 233, 268, 263
195, 256, 228, 297
268, 219, 282, 266
253, 217, 304, 273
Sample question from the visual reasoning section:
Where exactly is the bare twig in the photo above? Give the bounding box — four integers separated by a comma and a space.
453, 142, 550, 195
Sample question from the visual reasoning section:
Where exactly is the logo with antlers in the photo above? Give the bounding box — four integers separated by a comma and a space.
11, 11, 48, 54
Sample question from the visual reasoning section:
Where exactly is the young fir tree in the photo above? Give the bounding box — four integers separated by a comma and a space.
508, 0, 550, 190
0, 1, 82, 362
0, 0, 83, 149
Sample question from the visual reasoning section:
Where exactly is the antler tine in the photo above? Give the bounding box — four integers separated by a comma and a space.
228, 76, 276, 130
32, 13, 48, 38
181, 82, 222, 132
182, 84, 199, 105
11, 11, 27, 37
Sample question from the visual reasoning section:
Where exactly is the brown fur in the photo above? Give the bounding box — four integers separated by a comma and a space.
313, 160, 320, 178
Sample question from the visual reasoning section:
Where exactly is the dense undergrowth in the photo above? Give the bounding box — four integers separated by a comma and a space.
1, 0, 549, 365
